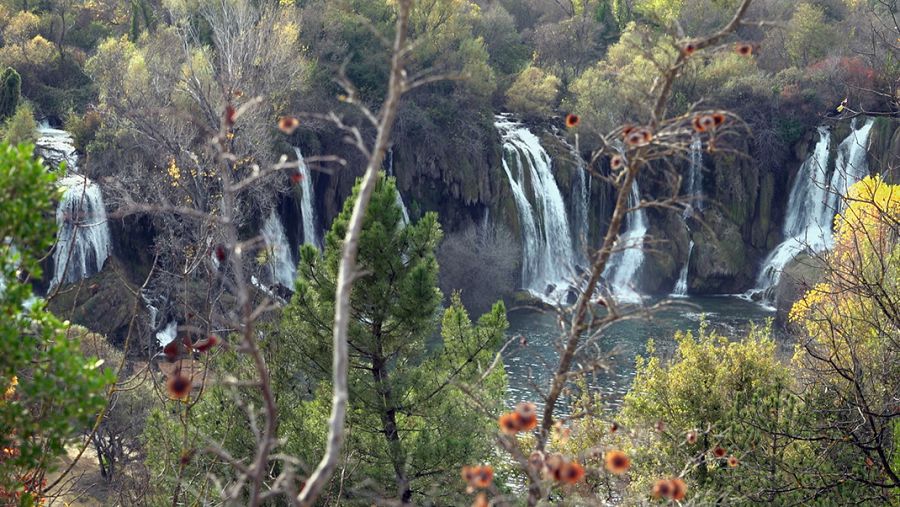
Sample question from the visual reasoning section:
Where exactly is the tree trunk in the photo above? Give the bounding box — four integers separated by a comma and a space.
371, 329, 411, 504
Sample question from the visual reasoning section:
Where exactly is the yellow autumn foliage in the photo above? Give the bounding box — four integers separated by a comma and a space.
790, 175, 899, 395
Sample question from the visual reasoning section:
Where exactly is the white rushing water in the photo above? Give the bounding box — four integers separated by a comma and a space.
672, 138, 704, 296
50, 175, 112, 289
686, 136, 704, 214
293, 147, 321, 248
496, 115, 576, 301
156, 320, 177, 347
386, 149, 411, 225
262, 211, 296, 288
748, 119, 874, 305
36, 122, 79, 171
603, 180, 648, 303
672, 241, 693, 297
569, 142, 591, 264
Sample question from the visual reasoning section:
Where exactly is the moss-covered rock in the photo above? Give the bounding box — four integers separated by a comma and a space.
47, 257, 152, 352
774, 253, 825, 327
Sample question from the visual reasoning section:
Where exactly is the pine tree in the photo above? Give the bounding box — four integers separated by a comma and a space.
275, 175, 508, 503
0, 68, 21, 121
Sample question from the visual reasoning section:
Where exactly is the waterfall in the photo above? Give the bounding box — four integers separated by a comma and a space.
156, 320, 177, 347
672, 138, 704, 296
686, 137, 704, 214
496, 115, 577, 301
50, 175, 112, 289
293, 147, 321, 248
571, 144, 591, 264
748, 119, 874, 305
261, 211, 296, 288
672, 241, 693, 297
386, 149, 410, 225
603, 181, 648, 303
36, 122, 79, 171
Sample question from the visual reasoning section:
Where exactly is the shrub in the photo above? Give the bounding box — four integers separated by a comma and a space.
505, 65, 561, 120
0, 67, 21, 120
2, 102, 36, 145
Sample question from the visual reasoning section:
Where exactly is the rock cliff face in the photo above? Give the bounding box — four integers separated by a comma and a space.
53, 114, 900, 341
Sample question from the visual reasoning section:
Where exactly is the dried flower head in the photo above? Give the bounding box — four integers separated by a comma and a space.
472, 465, 493, 488
560, 461, 585, 484
713, 445, 727, 458
278, 116, 300, 135
214, 244, 228, 262
686, 430, 698, 444
605, 450, 631, 475
166, 373, 192, 400
498, 412, 520, 435
655, 420, 666, 432
163, 340, 181, 362
609, 422, 619, 433
727, 455, 739, 468
565, 113, 581, 128
670, 478, 688, 500
712, 112, 726, 127
652, 479, 673, 499
610, 154, 626, 171
224, 104, 236, 126
735, 42, 754, 56
624, 127, 653, 147
544, 453, 565, 481
682, 42, 697, 56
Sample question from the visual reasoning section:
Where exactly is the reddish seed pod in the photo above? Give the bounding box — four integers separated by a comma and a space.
166, 373, 192, 400
278, 116, 300, 135
565, 113, 581, 128
224, 104, 237, 126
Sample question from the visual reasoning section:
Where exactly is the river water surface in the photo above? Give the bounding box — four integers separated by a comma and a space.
503, 296, 780, 411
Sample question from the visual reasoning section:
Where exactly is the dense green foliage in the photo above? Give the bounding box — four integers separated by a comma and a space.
274, 176, 508, 503
0, 143, 111, 502
0, 67, 21, 120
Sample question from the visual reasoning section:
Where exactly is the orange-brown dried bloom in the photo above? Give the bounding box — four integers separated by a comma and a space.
515, 401, 537, 419
652, 479, 673, 499
605, 450, 631, 475
712, 112, 726, 127
686, 430, 698, 444
727, 455, 739, 468
560, 461, 585, 484
692, 115, 707, 133
565, 113, 581, 128
671, 478, 687, 501
472, 465, 493, 488
610, 154, 625, 171
278, 116, 300, 135
498, 412, 521, 434
625, 127, 653, 147
609, 421, 619, 433
713, 445, 727, 458
166, 373, 192, 400
515, 412, 538, 431
544, 453, 565, 481
528, 451, 544, 470
682, 42, 697, 56
163, 340, 181, 362
736, 42, 753, 56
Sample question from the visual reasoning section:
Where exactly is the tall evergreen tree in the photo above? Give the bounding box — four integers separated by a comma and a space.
275, 175, 508, 503
0, 68, 21, 121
